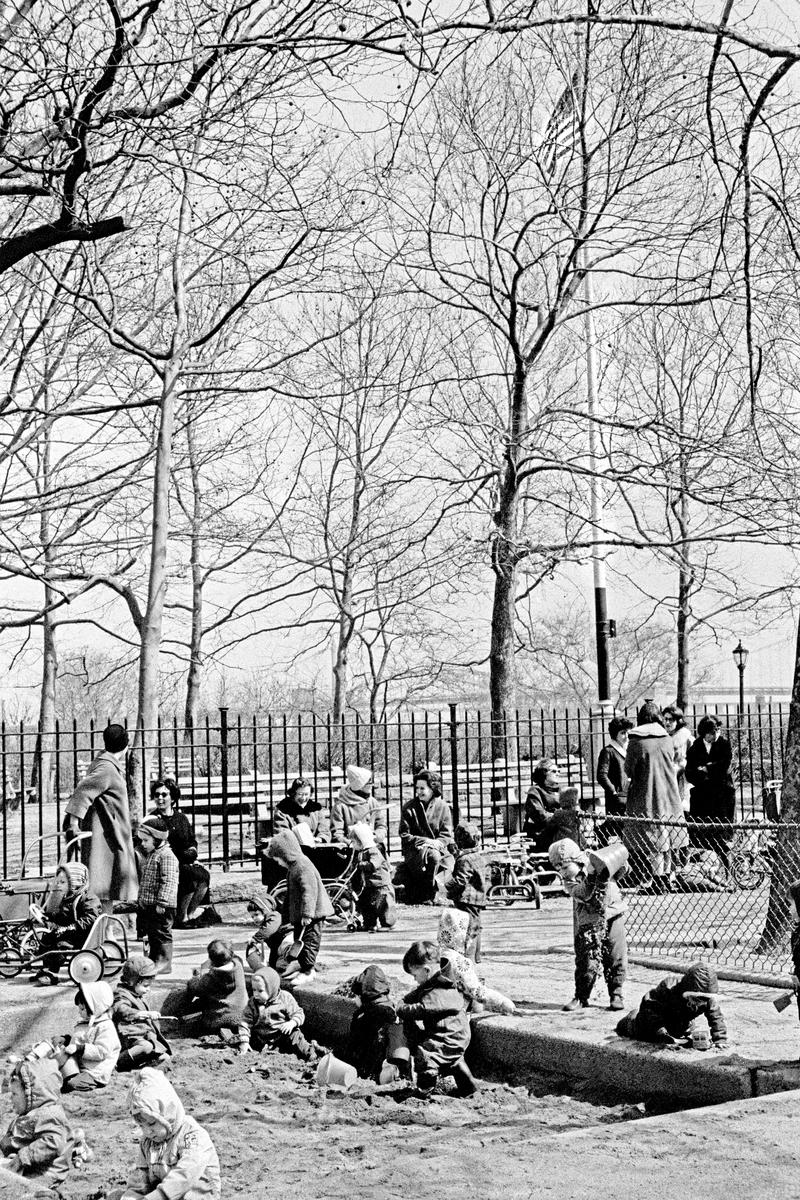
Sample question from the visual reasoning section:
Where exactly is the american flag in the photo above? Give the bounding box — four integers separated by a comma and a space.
540, 72, 580, 179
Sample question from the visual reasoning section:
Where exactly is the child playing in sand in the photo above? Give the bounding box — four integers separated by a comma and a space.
549, 837, 627, 1012
32, 862, 102, 986
239, 966, 320, 1060
347, 964, 410, 1083
0, 1057, 74, 1188
162, 938, 248, 1044
398, 940, 476, 1097
615, 962, 728, 1047
136, 816, 179, 974
264, 832, 334, 984
113, 954, 172, 1072
109, 1068, 220, 1200
349, 822, 397, 931
445, 822, 487, 961
54, 980, 120, 1092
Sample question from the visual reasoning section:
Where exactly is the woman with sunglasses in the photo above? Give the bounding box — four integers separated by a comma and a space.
147, 778, 217, 927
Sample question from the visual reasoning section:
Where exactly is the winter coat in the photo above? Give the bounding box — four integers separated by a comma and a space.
446, 849, 488, 910
625, 963, 727, 1045
240, 967, 305, 1047
397, 959, 470, 1067
562, 871, 626, 928
671, 726, 694, 809
113, 985, 171, 1058
47, 887, 103, 943
596, 743, 629, 815
64, 751, 138, 902
624, 723, 684, 821
353, 847, 394, 897
266, 832, 334, 924
125, 1067, 220, 1198
685, 736, 736, 824
0, 1058, 73, 1185
138, 842, 180, 911
69, 981, 120, 1084
399, 796, 454, 852
273, 797, 330, 841
330, 789, 387, 845
522, 783, 561, 842
146, 808, 199, 866
186, 956, 248, 1029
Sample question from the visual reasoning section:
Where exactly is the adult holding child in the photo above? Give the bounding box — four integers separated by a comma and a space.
398, 770, 455, 904
63, 722, 138, 909
148, 777, 216, 927
624, 701, 688, 892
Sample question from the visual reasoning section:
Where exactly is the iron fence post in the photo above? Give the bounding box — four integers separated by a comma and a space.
449, 702, 460, 826
220, 707, 229, 869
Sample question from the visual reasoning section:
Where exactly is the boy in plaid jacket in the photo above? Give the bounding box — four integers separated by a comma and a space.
136, 817, 179, 974
445, 822, 488, 961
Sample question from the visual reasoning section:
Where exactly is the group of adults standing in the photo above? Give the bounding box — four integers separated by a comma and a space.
596, 701, 737, 890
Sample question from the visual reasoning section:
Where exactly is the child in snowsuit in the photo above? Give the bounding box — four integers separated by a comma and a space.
238, 966, 318, 1060
113, 954, 172, 1072
0, 1057, 74, 1187
32, 862, 102, 986
110, 1067, 220, 1200
264, 832, 334, 983
348, 964, 410, 1083
137, 816, 179, 973
445, 822, 487, 961
349, 822, 397, 931
167, 939, 248, 1041
56, 980, 120, 1092
549, 837, 627, 1012
615, 961, 728, 1047
398, 940, 476, 1097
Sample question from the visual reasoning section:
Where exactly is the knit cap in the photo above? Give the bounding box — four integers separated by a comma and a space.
548, 838, 584, 869
139, 816, 170, 842
60, 862, 89, 894
454, 821, 481, 850
345, 764, 372, 794
120, 954, 158, 987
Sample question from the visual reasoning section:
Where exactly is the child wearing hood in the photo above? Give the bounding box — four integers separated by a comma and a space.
398, 940, 476, 1097
113, 954, 172, 1072
137, 816, 180, 974
549, 837, 627, 1013
171, 939, 249, 1041
32, 862, 102, 986
349, 822, 397, 931
347, 964, 410, 1082
445, 822, 487, 961
616, 961, 728, 1047
264, 832, 334, 984
0, 1056, 74, 1187
55, 981, 120, 1091
238, 966, 318, 1060
109, 1067, 220, 1200
331, 765, 387, 847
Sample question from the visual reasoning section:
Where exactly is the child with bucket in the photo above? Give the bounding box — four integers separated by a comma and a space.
347, 965, 411, 1083
398, 940, 476, 1097
54, 981, 120, 1091
548, 838, 628, 1012
264, 831, 334, 984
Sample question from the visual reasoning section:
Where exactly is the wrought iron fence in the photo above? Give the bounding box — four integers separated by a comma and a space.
0, 702, 789, 878
582, 814, 800, 977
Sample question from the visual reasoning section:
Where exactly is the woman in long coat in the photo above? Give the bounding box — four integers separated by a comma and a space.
685, 714, 736, 871
64, 723, 138, 906
624, 702, 688, 892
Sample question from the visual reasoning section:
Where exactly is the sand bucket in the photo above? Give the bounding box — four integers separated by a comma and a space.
315, 1052, 357, 1092
59, 1055, 81, 1081
588, 843, 629, 879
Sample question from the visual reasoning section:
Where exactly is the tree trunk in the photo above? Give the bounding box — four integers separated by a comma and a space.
31, 397, 56, 802
757, 614, 800, 953
674, 445, 693, 710
183, 418, 204, 736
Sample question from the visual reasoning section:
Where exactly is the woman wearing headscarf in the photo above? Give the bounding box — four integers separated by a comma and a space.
624, 701, 688, 892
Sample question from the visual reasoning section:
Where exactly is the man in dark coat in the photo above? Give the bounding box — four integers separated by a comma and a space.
64, 723, 138, 906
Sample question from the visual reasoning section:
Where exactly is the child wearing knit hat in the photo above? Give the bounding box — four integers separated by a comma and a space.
31, 863, 103, 986
136, 818, 179, 975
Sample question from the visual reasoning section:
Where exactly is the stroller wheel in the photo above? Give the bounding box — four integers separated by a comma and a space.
0, 947, 23, 978
69, 950, 103, 984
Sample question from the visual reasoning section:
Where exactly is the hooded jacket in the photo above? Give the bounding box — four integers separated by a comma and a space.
0, 1058, 73, 1184
397, 958, 470, 1064
113, 958, 171, 1058
47, 876, 102, 942
125, 1067, 221, 1199
628, 963, 727, 1045
240, 966, 305, 1046
266, 832, 334, 924
624, 723, 683, 820
446, 848, 488, 910
186, 953, 248, 1030
71, 981, 120, 1083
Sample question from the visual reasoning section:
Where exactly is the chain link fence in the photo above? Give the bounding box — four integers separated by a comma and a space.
581, 814, 800, 977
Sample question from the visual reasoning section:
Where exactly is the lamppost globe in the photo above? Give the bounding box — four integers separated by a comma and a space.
732, 640, 749, 713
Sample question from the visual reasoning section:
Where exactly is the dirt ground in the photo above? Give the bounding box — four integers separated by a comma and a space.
9, 1037, 650, 1200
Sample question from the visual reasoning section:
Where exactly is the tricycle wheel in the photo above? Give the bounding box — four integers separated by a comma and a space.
68, 949, 103, 984
0, 947, 24, 978
100, 940, 126, 976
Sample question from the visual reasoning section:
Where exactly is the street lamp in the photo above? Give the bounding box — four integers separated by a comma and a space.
732, 640, 749, 714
